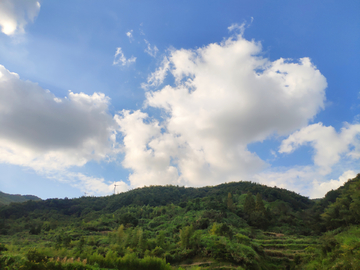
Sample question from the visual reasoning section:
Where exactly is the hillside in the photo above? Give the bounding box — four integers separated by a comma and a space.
0, 181, 313, 220
0, 191, 41, 206
1, 176, 360, 269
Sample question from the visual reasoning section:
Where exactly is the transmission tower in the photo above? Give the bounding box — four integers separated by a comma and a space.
114, 183, 118, 195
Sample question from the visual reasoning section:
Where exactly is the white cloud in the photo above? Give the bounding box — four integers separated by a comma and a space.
113, 47, 136, 66
253, 167, 358, 199
0, 0, 41, 35
126, 30, 134, 42
117, 32, 327, 190
115, 110, 181, 187
253, 166, 317, 193
141, 57, 170, 89
144, 39, 159, 57
0, 64, 123, 195
264, 122, 360, 197
270, 150, 277, 158
280, 122, 360, 174
311, 170, 357, 198
45, 171, 129, 196
228, 23, 246, 33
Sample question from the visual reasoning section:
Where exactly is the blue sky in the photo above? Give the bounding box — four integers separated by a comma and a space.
0, 0, 359, 199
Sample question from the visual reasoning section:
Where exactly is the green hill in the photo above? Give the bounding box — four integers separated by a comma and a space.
0, 176, 359, 269
0, 191, 41, 206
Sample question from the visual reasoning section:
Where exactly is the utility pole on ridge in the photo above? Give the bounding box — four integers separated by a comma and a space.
114, 183, 118, 195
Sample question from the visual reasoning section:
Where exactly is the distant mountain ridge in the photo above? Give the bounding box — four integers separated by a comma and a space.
0, 181, 314, 222
0, 191, 41, 206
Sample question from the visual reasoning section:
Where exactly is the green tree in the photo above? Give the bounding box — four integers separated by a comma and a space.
210, 222, 221, 236
62, 233, 71, 248
0, 243, 7, 255
227, 192, 234, 211
54, 234, 62, 250
180, 225, 194, 249
117, 224, 125, 245
350, 192, 360, 222
321, 177, 360, 229
26, 248, 47, 263
77, 236, 85, 253
138, 228, 148, 251
244, 192, 255, 215
255, 193, 265, 213
156, 230, 166, 248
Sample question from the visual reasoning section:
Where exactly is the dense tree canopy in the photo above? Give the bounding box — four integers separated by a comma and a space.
1, 175, 360, 269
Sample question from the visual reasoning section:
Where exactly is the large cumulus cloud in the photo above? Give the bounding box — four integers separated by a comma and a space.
0, 65, 128, 195
116, 32, 328, 189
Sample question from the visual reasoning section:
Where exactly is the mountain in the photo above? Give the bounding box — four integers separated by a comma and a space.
0, 176, 359, 269
0, 181, 314, 222
0, 191, 41, 206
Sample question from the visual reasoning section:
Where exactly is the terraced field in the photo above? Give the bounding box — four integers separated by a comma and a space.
255, 232, 318, 268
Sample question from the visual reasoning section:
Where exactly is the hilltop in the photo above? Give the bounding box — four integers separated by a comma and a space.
0, 191, 41, 206
1, 175, 360, 269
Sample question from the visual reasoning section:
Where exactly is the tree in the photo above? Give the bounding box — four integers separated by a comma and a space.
0, 243, 7, 255
77, 236, 85, 253
255, 193, 265, 213
180, 225, 194, 249
55, 234, 62, 250
244, 192, 255, 215
321, 177, 360, 229
117, 224, 125, 245
156, 230, 165, 248
62, 233, 72, 248
227, 192, 234, 211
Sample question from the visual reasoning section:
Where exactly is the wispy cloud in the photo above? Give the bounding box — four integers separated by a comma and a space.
228, 18, 253, 35
126, 30, 134, 42
144, 39, 158, 57
141, 57, 170, 89
113, 47, 136, 66
228, 22, 246, 33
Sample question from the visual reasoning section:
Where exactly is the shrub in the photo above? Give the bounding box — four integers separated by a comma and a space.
27, 248, 48, 263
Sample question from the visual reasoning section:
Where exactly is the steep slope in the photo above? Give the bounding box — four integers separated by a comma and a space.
299, 174, 360, 269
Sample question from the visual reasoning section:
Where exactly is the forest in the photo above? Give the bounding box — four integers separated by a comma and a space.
0, 191, 41, 206
0, 174, 360, 269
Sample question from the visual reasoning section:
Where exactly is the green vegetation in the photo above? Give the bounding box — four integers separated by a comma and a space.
0, 191, 41, 206
1, 174, 360, 269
